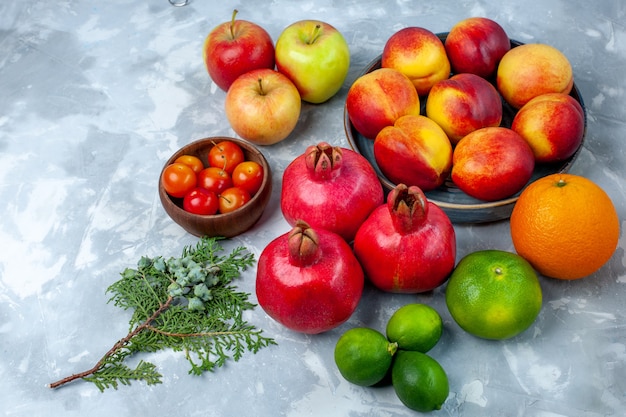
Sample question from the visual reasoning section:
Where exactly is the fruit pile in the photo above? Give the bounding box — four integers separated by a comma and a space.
161, 140, 263, 215
346, 17, 586, 202
185, 12, 620, 414
203, 10, 350, 146
254, 144, 459, 337
334, 304, 449, 412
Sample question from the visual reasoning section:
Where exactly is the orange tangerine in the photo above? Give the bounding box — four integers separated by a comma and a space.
510, 173, 619, 280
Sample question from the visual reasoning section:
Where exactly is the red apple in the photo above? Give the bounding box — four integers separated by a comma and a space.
275, 20, 350, 104
444, 17, 510, 79
381, 27, 451, 96
451, 127, 535, 201
346, 68, 421, 140
511, 93, 585, 162
374, 114, 453, 191
225, 68, 301, 145
202, 9, 275, 92
426, 73, 503, 144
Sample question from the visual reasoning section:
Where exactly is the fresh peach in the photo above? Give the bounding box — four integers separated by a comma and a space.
496, 43, 574, 109
445, 17, 510, 78
381, 27, 451, 96
426, 73, 503, 144
374, 114, 453, 191
451, 127, 535, 201
346, 68, 421, 140
511, 93, 585, 162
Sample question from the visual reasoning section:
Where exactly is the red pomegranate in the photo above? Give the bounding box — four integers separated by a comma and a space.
353, 184, 456, 293
256, 221, 364, 334
280, 142, 383, 242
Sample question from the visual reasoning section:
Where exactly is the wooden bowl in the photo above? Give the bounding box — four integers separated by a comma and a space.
159, 137, 272, 237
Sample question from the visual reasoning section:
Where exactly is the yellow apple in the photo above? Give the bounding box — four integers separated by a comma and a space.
225, 69, 301, 145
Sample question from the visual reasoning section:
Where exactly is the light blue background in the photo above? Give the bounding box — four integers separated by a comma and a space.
1, 1, 624, 416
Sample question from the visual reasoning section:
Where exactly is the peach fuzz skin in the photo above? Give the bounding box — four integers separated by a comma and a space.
497, 43, 574, 109
382, 27, 451, 96
346, 68, 421, 140
451, 127, 535, 202
426, 73, 503, 144
511, 93, 585, 163
444, 17, 510, 78
374, 114, 453, 192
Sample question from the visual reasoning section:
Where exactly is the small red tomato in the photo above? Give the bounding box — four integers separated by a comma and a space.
175, 155, 204, 174
183, 187, 219, 215
162, 162, 197, 198
219, 187, 251, 214
209, 141, 244, 174
197, 167, 233, 195
232, 161, 264, 196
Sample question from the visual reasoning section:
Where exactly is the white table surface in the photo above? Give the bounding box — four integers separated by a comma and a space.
1, 0, 625, 416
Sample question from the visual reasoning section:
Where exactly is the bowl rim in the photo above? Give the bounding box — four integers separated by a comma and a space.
343, 33, 587, 218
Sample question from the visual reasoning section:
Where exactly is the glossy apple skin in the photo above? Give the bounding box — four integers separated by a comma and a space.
374, 114, 453, 192
381, 26, 451, 96
426, 73, 503, 144
444, 17, 510, 78
275, 20, 350, 104
451, 127, 535, 201
511, 93, 585, 163
497, 43, 574, 109
346, 68, 421, 140
203, 18, 275, 92
225, 68, 301, 145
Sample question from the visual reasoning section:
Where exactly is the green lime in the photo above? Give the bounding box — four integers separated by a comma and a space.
445, 249, 542, 340
386, 303, 443, 353
391, 350, 449, 412
334, 327, 397, 386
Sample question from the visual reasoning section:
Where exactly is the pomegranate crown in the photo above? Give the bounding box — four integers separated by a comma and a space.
304, 142, 343, 180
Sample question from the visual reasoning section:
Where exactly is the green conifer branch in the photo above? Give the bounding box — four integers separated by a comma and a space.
49, 237, 276, 391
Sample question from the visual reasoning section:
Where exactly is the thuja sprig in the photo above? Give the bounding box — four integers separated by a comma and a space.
49, 237, 276, 392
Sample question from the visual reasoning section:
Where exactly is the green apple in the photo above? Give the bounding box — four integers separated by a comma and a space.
275, 20, 350, 104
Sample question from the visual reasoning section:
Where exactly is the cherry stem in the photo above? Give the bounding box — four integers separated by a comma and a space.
210, 141, 228, 170
211, 141, 223, 152
229, 9, 239, 39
